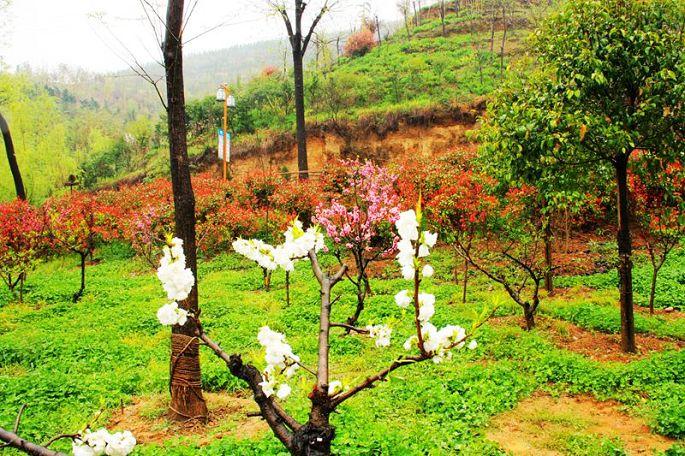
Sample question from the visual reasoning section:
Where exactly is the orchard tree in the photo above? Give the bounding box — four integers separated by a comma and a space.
44, 192, 117, 302
314, 160, 401, 326
106, 179, 174, 269
0, 199, 44, 301
159, 0, 210, 421
428, 170, 497, 303
155, 203, 485, 455
531, 0, 685, 352
98, 0, 209, 418
455, 186, 549, 330
630, 159, 684, 314
479, 71, 595, 295
268, 0, 338, 179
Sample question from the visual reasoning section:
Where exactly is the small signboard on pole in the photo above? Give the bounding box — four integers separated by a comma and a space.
217, 129, 231, 161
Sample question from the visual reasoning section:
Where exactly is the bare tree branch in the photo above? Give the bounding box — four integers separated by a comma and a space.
0, 427, 66, 456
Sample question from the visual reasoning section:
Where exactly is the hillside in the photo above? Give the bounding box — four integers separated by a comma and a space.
1, 1, 539, 199
152, 2, 538, 182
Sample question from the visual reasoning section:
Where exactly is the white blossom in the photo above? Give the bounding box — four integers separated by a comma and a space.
401, 264, 415, 280
422, 231, 438, 248
365, 324, 392, 347
259, 375, 276, 398
418, 244, 430, 258
257, 327, 299, 400
396, 210, 419, 241
276, 383, 292, 400
391, 203, 479, 364
232, 239, 278, 271
417, 293, 435, 322
104, 431, 136, 456
468, 340, 478, 350
233, 219, 325, 275
74, 429, 136, 456
394, 290, 412, 309
157, 238, 194, 302
72, 441, 96, 456
328, 380, 343, 396
156, 302, 188, 327
403, 335, 417, 351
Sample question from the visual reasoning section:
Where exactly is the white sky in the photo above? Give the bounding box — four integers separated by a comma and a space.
1, 0, 405, 73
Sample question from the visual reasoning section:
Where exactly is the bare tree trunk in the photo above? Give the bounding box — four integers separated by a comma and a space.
648, 265, 658, 315
275, 0, 329, 181
615, 154, 636, 353
346, 253, 367, 327
462, 256, 469, 304
523, 303, 535, 330
544, 217, 554, 294
292, 46, 309, 180
375, 15, 382, 45
163, 0, 208, 422
285, 270, 291, 306
263, 268, 272, 291
489, 1, 497, 52
72, 251, 87, 302
0, 111, 26, 200
404, 10, 412, 41
499, 2, 507, 79
440, 0, 447, 36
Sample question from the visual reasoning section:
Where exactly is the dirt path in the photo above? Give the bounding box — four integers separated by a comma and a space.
486, 393, 676, 455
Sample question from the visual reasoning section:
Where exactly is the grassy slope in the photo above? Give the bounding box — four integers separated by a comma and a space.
1, 244, 683, 455
307, 16, 524, 123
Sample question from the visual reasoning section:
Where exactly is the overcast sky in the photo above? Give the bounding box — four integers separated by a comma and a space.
1, 0, 406, 74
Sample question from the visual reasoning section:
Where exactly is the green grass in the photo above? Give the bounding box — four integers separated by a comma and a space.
557, 248, 685, 310
1, 244, 684, 454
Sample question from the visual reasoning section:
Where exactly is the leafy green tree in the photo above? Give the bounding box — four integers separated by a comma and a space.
479, 70, 597, 295
531, 0, 685, 352
0, 74, 78, 202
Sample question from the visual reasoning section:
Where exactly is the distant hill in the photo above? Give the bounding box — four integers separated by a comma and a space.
32, 32, 367, 119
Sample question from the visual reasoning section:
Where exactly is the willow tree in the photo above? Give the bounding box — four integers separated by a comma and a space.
268, 0, 337, 180
532, 0, 685, 352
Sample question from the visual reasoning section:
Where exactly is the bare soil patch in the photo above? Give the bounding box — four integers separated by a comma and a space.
486, 392, 675, 455
490, 316, 683, 362
635, 306, 684, 320
107, 392, 268, 446
542, 317, 684, 363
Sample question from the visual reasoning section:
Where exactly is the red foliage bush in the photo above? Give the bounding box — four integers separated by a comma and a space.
344, 28, 376, 58
0, 199, 46, 297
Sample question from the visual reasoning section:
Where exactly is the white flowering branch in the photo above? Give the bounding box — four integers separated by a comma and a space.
330, 312, 493, 408
154, 207, 490, 455
0, 404, 136, 456
194, 328, 302, 449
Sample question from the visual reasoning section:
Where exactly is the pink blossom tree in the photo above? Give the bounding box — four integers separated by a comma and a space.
314, 160, 401, 327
